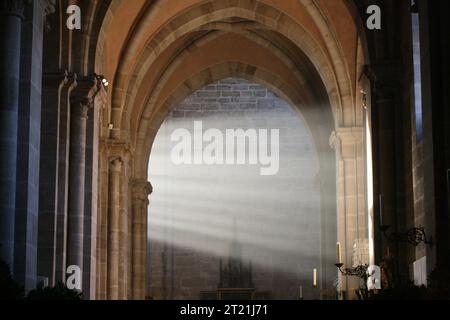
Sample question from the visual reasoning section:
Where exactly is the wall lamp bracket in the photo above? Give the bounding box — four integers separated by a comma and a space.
379, 225, 433, 247
334, 263, 370, 281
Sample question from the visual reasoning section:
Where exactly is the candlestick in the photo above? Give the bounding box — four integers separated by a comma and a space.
336, 242, 342, 264
313, 269, 317, 288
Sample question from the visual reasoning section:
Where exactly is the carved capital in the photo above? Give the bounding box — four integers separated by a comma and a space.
41, 0, 55, 17
330, 127, 364, 161
105, 139, 133, 159
41, 0, 56, 32
109, 157, 123, 173
94, 81, 108, 109
131, 180, 153, 202
70, 75, 98, 118
0, 0, 27, 19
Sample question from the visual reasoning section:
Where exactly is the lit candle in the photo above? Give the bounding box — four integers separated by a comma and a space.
336, 242, 342, 264
313, 269, 317, 288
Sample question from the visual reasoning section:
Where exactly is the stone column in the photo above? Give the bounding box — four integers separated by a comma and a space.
95, 94, 109, 299
0, 0, 26, 268
331, 127, 367, 298
67, 77, 97, 288
96, 140, 109, 299
118, 151, 131, 300
37, 72, 68, 287
83, 81, 107, 299
131, 180, 153, 300
55, 73, 77, 283
108, 157, 123, 300
371, 62, 407, 283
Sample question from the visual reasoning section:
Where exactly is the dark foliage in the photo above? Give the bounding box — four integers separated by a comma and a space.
426, 261, 450, 299
368, 261, 450, 300
26, 282, 83, 300
0, 260, 24, 300
368, 283, 427, 300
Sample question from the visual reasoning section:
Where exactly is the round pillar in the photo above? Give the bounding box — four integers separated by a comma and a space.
0, 0, 26, 267
131, 180, 152, 300
107, 157, 123, 300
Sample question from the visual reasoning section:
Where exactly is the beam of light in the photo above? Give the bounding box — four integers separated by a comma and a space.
366, 95, 375, 266
149, 213, 319, 254
147, 78, 336, 299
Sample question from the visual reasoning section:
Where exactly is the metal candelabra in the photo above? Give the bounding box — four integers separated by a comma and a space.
379, 225, 432, 247
334, 263, 369, 281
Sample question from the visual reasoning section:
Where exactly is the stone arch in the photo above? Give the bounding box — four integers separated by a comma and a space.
92, 0, 370, 300
136, 62, 338, 296
103, 0, 360, 142
122, 29, 319, 143
146, 76, 330, 299
134, 60, 332, 179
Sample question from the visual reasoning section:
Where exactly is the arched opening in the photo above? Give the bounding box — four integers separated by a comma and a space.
147, 77, 336, 300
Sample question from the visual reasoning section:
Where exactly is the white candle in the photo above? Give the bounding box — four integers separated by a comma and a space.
299, 285, 303, 299
336, 242, 342, 264
313, 269, 317, 288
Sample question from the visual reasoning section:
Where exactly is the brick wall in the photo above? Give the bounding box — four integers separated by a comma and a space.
172, 78, 280, 117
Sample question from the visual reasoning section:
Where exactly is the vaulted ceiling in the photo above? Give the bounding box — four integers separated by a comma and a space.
78, 0, 366, 176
